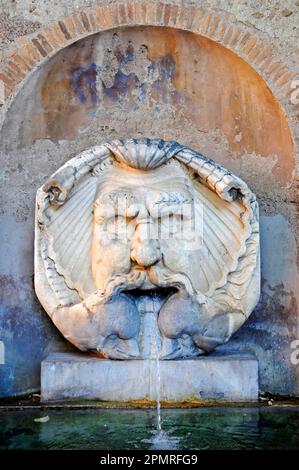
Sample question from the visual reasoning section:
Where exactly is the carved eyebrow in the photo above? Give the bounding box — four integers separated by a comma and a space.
108, 190, 134, 200
96, 190, 135, 205
95, 190, 139, 220
153, 192, 193, 205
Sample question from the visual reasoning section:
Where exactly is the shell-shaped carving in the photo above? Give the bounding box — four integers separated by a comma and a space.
104, 138, 183, 169
35, 138, 259, 329
193, 182, 251, 296
44, 175, 98, 299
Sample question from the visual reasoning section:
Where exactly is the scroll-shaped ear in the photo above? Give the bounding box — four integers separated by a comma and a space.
41, 146, 111, 208
42, 179, 68, 206
176, 147, 252, 203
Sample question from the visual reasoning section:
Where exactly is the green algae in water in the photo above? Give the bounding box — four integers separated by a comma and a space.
0, 407, 299, 450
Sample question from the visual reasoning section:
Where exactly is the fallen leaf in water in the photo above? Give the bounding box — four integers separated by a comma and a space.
34, 416, 50, 423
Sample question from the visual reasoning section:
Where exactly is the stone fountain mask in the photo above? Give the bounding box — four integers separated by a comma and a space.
35, 139, 260, 359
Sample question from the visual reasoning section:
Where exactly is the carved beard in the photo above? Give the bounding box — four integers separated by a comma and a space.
94, 260, 232, 358
148, 263, 196, 298
100, 258, 197, 302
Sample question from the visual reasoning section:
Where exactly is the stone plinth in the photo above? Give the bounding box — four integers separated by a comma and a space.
41, 352, 258, 402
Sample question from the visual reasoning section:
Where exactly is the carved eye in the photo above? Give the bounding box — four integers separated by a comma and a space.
159, 213, 184, 237
125, 203, 140, 219
106, 215, 133, 239
94, 202, 116, 222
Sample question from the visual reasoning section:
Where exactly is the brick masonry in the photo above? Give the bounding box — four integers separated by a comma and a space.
0, 1, 296, 101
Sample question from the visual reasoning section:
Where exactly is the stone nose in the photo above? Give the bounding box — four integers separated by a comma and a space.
131, 220, 161, 268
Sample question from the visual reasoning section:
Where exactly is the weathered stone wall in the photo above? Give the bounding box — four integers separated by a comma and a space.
0, 0, 298, 397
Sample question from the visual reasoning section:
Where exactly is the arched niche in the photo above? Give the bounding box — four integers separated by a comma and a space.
1, 26, 296, 190
0, 24, 297, 397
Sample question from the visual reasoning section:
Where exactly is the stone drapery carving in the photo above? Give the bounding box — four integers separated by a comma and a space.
35, 139, 260, 359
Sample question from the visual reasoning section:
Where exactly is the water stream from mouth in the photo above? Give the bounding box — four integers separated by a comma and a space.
135, 289, 177, 445
155, 326, 162, 431
152, 293, 162, 432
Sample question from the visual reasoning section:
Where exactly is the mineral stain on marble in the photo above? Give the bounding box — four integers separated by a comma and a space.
103, 69, 140, 101
102, 52, 178, 103
71, 62, 98, 104
70, 39, 179, 106
3, 26, 295, 185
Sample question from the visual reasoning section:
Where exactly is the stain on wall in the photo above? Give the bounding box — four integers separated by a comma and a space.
0, 26, 297, 397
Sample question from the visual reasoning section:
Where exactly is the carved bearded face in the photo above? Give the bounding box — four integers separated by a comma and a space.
36, 139, 260, 359
92, 160, 202, 296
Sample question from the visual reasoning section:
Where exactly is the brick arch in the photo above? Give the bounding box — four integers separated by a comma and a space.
0, 1, 298, 184
0, 1, 297, 106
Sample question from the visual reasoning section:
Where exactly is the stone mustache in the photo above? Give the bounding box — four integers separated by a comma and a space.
35, 139, 260, 360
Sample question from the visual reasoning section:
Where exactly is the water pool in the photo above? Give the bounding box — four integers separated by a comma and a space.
1, 406, 299, 450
